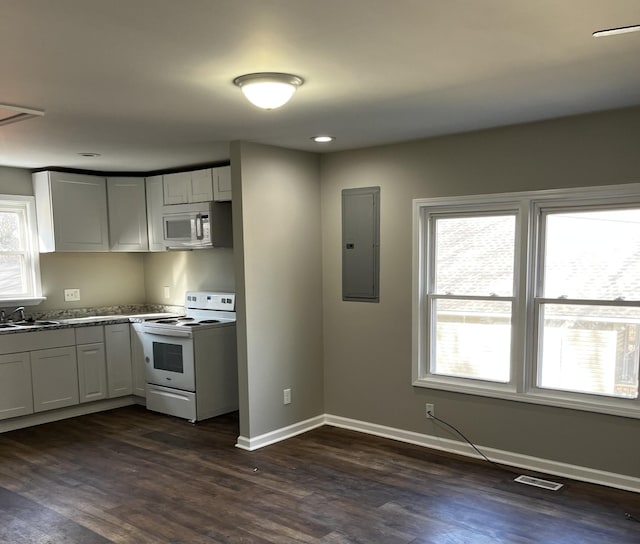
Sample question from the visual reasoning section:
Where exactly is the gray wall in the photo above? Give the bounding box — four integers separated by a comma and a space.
0, 166, 32, 195
143, 249, 235, 305
38, 252, 145, 310
231, 141, 324, 440
320, 106, 640, 478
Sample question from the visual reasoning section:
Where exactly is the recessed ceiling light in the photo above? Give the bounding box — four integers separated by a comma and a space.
78, 152, 101, 158
233, 72, 304, 110
311, 135, 335, 143
592, 24, 640, 37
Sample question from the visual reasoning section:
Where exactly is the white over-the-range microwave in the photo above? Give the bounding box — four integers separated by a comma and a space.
162, 201, 233, 249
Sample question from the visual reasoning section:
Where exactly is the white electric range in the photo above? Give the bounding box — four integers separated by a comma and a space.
140, 291, 238, 422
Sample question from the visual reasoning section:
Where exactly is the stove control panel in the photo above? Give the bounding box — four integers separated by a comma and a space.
185, 291, 235, 311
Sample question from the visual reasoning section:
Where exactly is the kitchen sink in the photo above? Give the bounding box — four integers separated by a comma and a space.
16, 320, 60, 326
1, 320, 61, 329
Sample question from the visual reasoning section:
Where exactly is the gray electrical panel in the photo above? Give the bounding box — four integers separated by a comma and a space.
342, 186, 380, 302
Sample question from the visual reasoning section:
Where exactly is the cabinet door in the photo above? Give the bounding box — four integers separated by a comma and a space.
31, 347, 79, 412
190, 169, 214, 202
145, 175, 166, 251
0, 352, 33, 420
130, 324, 146, 397
163, 172, 191, 205
213, 166, 232, 201
107, 177, 149, 251
105, 323, 133, 397
48, 172, 109, 251
77, 342, 107, 403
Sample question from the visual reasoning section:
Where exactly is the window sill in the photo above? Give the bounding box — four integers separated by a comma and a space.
413, 377, 640, 420
0, 297, 46, 307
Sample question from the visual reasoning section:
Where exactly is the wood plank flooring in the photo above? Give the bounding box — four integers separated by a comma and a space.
0, 406, 638, 543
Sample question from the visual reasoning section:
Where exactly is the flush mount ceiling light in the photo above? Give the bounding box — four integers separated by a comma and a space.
77, 152, 101, 158
593, 24, 640, 37
0, 103, 45, 127
233, 72, 304, 110
311, 135, 335, 143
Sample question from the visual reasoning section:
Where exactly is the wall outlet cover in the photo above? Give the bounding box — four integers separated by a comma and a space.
64, 288, 81, 302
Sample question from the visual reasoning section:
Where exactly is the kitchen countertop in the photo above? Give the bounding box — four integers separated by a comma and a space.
0, 312, 180, 335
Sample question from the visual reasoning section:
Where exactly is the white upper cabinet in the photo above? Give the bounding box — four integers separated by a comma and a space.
107, 177, 149, 252
33, 171, 109, 252
145, 175, 165, 251
191, 168, 215, 202
163, 168, 213, 205
213, 166, 232, 201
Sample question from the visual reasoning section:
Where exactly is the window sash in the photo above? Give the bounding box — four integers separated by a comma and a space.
413, 183, 640, 418
0, 196, 42, 302
428, 295, 514, 383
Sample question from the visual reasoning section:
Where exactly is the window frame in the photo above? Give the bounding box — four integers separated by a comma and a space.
413, 184, 640, 419
0, 195, 44, 305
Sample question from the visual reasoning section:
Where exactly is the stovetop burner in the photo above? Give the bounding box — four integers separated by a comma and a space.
141, 292, 236, 336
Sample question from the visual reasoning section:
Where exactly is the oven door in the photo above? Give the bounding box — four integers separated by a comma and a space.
141, 331, 195, 391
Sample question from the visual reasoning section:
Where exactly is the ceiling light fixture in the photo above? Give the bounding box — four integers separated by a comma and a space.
311, 135, 335, 143
0, 103, 45, 127
233, 72, 304, 110
592, 24, 640, 37
77, 152, 101, 158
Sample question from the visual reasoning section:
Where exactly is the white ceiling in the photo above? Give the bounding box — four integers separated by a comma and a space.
1, 0, 639, 172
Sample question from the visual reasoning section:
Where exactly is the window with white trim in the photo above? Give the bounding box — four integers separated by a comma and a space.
413, 185, 640, 417
0, 195, 43, 303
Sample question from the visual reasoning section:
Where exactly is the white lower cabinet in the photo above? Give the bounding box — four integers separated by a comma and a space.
76, 325, 107, 403
31, 346, 79, 412
105, 323, 133, 397
77, 343, 108, 403
130, 323, 146, 397
0, 352, 33, 420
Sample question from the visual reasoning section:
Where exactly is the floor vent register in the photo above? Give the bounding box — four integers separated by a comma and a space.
514, 475, 563, 491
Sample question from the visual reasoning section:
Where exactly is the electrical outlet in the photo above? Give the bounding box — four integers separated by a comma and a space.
283, 388, 291, 405
425, 403, 434, 419
163, 286, 171, 299
64, 288, 81, 302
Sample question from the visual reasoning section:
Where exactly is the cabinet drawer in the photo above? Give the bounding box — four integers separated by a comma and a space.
75, 325, 104, 344
146, 384, 196, 421
0, 329, 75, 355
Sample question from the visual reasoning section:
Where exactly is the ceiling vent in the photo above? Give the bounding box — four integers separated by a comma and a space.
0, 103, 45, 127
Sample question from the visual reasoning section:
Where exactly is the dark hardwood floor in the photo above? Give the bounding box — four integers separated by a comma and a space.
0, 406, 638, 543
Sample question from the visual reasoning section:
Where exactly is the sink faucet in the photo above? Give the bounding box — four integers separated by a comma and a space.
6, 306, 25, 322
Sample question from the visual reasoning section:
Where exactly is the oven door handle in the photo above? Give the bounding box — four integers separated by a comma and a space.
141, 328, 192, 339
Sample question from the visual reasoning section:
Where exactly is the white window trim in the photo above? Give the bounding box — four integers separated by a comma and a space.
412, 183, 640, 419
0, 194, 45, 306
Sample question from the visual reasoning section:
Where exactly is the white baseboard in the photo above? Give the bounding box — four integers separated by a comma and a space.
324, 414, 640, 494
235, 412, 640, 493
0, 397, 135, 433
235, 414, 325, 451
